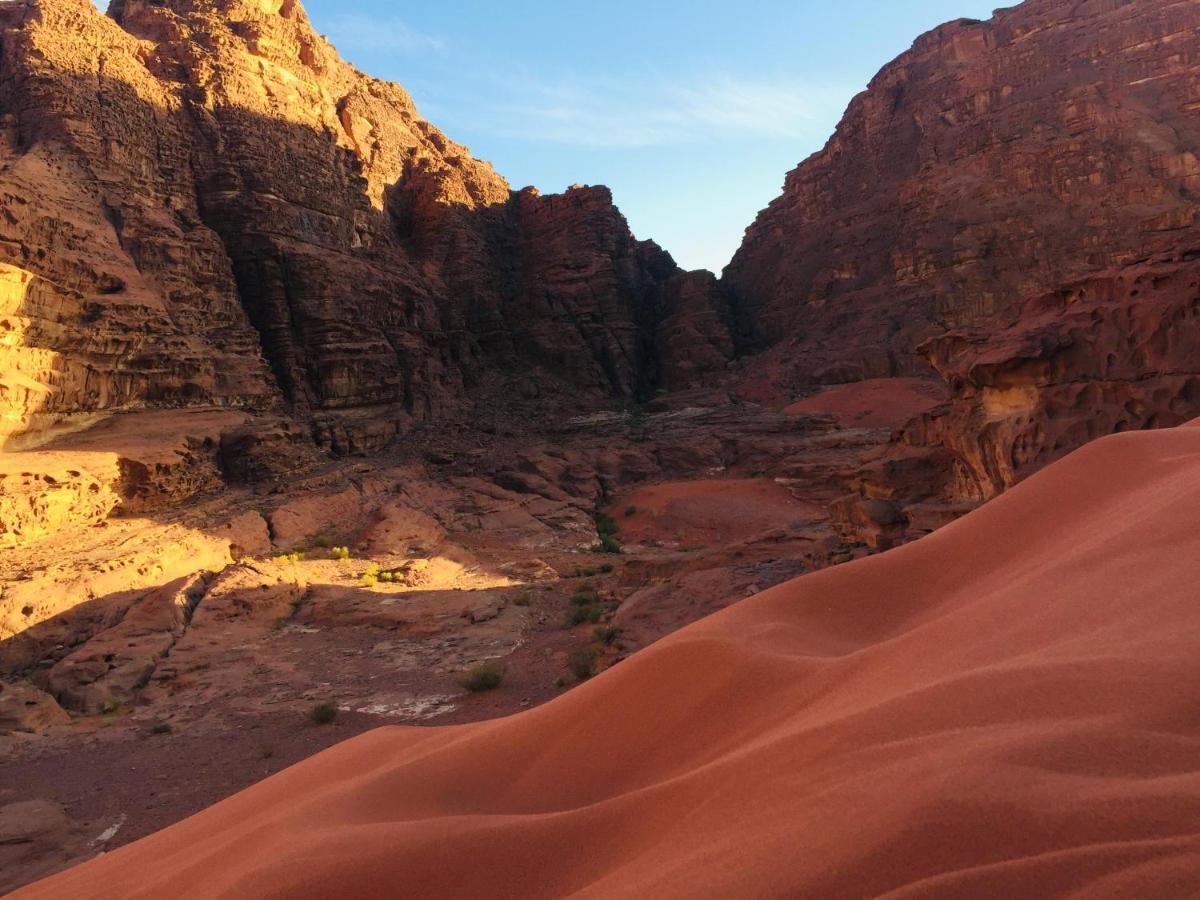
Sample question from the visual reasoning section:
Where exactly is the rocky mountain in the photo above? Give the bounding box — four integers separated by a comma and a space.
0, 0, 733, 455
9, 0, 1200, 893
725, 0, 1200, 502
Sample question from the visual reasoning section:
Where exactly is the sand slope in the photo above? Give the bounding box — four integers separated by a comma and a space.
15, 425, 1200, 899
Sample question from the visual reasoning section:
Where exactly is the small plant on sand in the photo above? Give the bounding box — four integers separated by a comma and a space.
567, 604, 605, 626
624, 505, 637, 518
379, 571, 395, 583
598, 563, 614, 574
309, 702, 338, 726
360, 563, 381, 587
331, 546, 352, 562
568, 647, 599, 681
150, 722, 173, 736
100, 698, 121, 716
567, 584, 608, 626
594, 625, 622, 646
513, 593, 532, 607
457, 661, 505, 693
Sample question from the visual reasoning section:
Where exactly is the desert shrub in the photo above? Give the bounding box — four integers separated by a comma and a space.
568, 647, 598, 680
594, 625, 621, 646
595, 512, 619, 539
513, 593, 532, 607
361, 563, 382, 587
150, 722, 172, 735
331, 546, 352, 561
309, 702, 338, 725
624, 505, 637, 517
379, 571, 395, 583
458, 661, 505, 693
599, 563, 614, 574
567, 604, 604, 626
592, 535, 622, 555
100, 698, 121, 716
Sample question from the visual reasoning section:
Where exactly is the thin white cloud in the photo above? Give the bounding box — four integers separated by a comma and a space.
322, 15, 446, 54
433, 73, 855, 149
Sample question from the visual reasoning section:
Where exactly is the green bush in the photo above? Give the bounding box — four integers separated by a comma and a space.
594, 625, 621, 645
150, 722, 172, 736
568, 647, 598, 680
309, 702, 338, 725
567, 604, 604, 626
599, 563, 614, 574
331, 546, 352, 561
513, 593, 532, 607
592, 536, 622, 555
595, 512, 619, 539
100, 698, 121, 716
624, 505, 637, 517
458, 661, 505, 693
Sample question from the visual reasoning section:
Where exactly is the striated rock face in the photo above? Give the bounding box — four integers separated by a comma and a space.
908, 259, 1200, 502
0, 0, 732, 455
725, 0, 1200, 500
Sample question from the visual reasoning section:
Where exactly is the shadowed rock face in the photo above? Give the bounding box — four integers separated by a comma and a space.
724, 0, 1200, 500
0, 0, 733, 453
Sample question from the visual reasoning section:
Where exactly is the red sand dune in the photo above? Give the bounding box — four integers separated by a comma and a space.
16, 424, 1200, 898
783, 377, 948, 429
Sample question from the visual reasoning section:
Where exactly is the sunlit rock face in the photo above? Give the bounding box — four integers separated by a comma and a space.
0, 0, 735, 454
724, 0, 1200, 497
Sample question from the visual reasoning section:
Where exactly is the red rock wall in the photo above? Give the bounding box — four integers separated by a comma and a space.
0, 0, 734, 453
725, 0, 1200, 497
726, 0, 1200, 382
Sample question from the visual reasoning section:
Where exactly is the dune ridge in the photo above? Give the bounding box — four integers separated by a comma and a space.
14, 423, 1200, 898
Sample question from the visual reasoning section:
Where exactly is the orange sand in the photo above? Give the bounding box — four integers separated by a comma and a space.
613, 479, 818, 547
16, 424, 1200, 898
784, 377, 948, 429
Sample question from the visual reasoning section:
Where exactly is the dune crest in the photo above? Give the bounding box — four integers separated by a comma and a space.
14, 423, 1200, 898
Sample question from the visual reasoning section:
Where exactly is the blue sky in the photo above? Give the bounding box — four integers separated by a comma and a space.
108, 1, 1002, 272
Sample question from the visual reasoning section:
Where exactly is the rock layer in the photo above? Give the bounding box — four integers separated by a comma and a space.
725, 0, 1200, 506
0, 0, 733, 454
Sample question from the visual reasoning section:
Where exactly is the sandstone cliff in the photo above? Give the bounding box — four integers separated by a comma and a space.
0, 0, 733, 454
725, 0, 1200, 500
